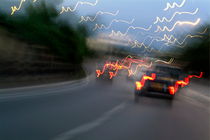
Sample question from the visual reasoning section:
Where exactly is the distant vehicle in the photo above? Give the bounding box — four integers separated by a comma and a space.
134, 64, 184, 101
96, 68, 114, 81
95, 59, 117, 82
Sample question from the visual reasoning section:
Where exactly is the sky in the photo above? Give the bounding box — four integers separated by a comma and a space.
61, 0, 210, 51
62, 0, 210, 29
1, 0, 210, 52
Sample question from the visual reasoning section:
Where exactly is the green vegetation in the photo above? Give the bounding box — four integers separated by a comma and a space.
0, 2, 91, 64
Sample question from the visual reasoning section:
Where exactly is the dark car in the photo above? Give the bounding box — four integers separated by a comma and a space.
134, 64, 184, 101
95, 59, 117, 82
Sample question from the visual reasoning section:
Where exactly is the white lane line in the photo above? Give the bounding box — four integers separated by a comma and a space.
53, 103, 126, 140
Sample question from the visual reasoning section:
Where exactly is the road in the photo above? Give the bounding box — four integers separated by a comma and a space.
0, 73, 209, 140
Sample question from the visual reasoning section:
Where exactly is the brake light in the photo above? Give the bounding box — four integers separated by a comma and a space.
176, 81, 187, 87
109, 72, 114, 79
96, 70, 101, 77
168, 86, 175, 95
143, 73, 156, 80
135, 73, 156, 91
135, 81, 143, 90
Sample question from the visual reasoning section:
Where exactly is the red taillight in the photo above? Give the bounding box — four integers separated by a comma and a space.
176, 81, 187, 87
143, 73, 156, 80
136, 73, 156, 91
168, 86, 175, 95
109, 72, 114, 79
135, 81, 142, 90
96, 70, 101, 77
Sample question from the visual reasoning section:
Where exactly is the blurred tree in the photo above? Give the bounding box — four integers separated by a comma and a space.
179, 24, 210, 77
0, 1, 91, 64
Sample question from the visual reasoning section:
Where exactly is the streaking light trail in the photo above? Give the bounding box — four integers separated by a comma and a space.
60, 0, 99, 14
79, 10, 119, 23
96, 57, 151, 79
154, 8, 199, 24
198, 28, 208, 34
109, 25, 152, 37
96, 56, 174, 79
168, 72, 203, 94
93, 18, 135, 31
135, 73, 156, 91
128, 39, 151, 51
164, 0, 186, 11
11, 0, 37, 15
127, 36, 168, 52
162, 34, 203, 46
155, 58, 174, 64
136, 72, 203, 94
155, 18, 201, 32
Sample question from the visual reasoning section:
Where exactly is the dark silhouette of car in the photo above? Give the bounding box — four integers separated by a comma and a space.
134, 64, 184, 101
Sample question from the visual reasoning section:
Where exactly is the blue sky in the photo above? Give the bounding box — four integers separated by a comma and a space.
1, 0, 210, 51
62, 0, 210, 49
63, 0, 210, 29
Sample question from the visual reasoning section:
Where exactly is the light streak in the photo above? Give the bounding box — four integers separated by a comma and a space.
198, 28, 208, 34
155, 58, 174, 64
96, 57, 151, 79
164, 0, 186, 11
168, 72, 203, 94
127, 36, 165, 52
11, 0, 37, 15
114, 31, 198, 51
135, 73, 156, 90
136, 71, 203, 95
160, 34, 203, 46
126, 33, 173, 51
60, 0, 99, 14
109, 25, 152, 37
154, 8, 199, 24
128, 39, 152, 51
96, 56, 174, 79
155, 18, 201, 32
93, 18, 135, 31
79, 10, 119, 23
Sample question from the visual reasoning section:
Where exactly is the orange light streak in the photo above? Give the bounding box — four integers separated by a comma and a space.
135, 73, 156, 90
135, 72, 203, 96
96, 57, 148, 79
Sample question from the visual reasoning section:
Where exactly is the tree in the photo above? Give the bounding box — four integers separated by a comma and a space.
179, 24, 210, 77
0, 1, 91, 64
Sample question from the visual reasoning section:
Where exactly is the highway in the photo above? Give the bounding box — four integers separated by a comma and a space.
0, 72, 209, 140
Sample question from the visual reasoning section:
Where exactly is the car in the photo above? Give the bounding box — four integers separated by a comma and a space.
134, 64, 184, 101
95, 68, 114, 82
95, 59, 117, 82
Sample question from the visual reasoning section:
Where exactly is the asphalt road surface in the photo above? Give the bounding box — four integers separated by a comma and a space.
0, 74, 209, 140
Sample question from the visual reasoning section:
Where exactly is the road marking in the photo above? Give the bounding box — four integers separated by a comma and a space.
53, 103, 126, 140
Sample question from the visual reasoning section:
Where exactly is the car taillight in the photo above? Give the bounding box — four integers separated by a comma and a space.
109, 72, 114, 79
135, 73, 156, 91
135, 81, 142, 91
168, 86, 175, 95
96, 70, 101, 77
